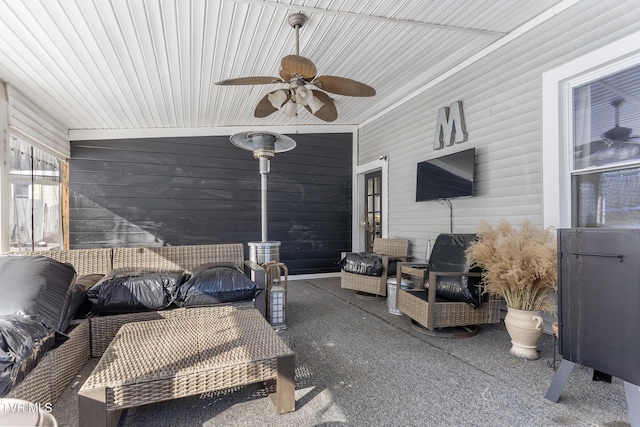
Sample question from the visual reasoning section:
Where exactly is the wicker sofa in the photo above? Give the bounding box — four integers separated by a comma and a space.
4, 243, 267, 404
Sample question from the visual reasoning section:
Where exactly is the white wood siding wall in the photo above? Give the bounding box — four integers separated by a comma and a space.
358, 0, 640, 261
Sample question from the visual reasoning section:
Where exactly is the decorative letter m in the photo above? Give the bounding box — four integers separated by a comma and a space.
434, 101, 467, 149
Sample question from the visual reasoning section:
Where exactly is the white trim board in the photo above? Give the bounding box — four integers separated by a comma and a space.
353, 158, 389, 252
69, 125, 357, 140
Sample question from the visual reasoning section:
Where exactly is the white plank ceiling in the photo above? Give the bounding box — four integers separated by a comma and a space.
0, 0, 565, 132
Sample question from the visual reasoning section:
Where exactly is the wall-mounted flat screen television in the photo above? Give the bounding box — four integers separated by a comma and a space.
416, 147, 475, 202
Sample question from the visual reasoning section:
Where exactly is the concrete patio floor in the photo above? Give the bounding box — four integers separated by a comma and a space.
51, 277, 630, 426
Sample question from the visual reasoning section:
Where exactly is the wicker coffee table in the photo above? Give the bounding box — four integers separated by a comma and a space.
78, 306, 295, 427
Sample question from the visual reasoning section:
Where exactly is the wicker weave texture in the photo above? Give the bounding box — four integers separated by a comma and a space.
6, 351, 54, 404
341, 271, 387, 295
7, 319, 90, 404
90, 311, 175, 358
50, 320, 91, 399
8, 248, 113, 276
89, 303, 253, 357
372, 238, 410, 257
397, 289, 501, 329
81, 306, 293, 410
112, 243, 244, 273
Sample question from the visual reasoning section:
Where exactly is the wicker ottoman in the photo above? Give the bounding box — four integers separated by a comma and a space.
78, 306, 295, 427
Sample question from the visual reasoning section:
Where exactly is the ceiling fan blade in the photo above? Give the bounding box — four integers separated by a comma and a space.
254, 92, 280, 118
304, 90, 337, 122
603, 125, 634, 142
216, 76, 283, 85
280, 55, 317, 81
312, 75, 376, 97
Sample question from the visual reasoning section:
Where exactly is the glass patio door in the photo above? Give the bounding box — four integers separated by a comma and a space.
364, 170, 382, 252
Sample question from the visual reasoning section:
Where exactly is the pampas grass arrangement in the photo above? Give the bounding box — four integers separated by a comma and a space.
465, 219, 558, 313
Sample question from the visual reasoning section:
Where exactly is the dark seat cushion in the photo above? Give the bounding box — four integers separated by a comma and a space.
61, 274, 104, 323
175, 263, 263, 307
0, 255, 77, 331
428, 234, 483, 307
87, 268, 187, 314
338, 252, 383, 276
0, 315, 56, 396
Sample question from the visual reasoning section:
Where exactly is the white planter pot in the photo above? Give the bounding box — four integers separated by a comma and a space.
504, 306, 544, 360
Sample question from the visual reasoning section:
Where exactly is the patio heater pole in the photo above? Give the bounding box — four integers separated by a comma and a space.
229, 131, 296, 264
259, 157, 269, 242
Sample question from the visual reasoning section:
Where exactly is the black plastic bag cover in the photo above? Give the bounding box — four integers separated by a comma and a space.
176, 263, 263, 307
428, 234, 482, 307
59, 274, 104, 328
0, 256, 77, 331
87, 269, 187, 314
0, 315, 56, 397
338, 252, 383, 276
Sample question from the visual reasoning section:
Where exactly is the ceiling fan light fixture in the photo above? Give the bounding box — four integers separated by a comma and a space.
294, 86, 311, 106
268, 89, 288, 108
307, 95, 325, 114
282, 100, 298, 117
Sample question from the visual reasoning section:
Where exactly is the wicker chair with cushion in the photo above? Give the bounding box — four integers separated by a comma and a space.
340, 238, 410, 297
396, 234, 500, 337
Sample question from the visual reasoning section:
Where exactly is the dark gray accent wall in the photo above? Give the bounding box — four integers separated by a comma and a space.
68, 133, 352, 274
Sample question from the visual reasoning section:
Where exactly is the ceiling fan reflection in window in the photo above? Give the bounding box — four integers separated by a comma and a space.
578, 97, 640, 167
216, 13, 375, 122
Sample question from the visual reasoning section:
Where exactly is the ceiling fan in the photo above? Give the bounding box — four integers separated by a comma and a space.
599, 97, 639, 143
215, 13, 376, 122
578, 97, 640, 166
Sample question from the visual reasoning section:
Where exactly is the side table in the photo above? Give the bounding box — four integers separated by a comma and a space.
397, 262, 429, 289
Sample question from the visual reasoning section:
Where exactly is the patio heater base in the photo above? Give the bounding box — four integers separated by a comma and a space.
249, 241, 280, 265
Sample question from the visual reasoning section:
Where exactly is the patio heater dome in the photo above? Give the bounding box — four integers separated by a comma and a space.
230, 131, 296, 159
230, 131, 296, 264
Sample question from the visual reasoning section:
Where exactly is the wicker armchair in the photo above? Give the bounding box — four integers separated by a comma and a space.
396, 234, 500, 337
340, 238, 410, 296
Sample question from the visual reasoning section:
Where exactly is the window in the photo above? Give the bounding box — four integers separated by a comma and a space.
541, 31, 640, 228
571, 64, 640, 227
9, 135, 63, 251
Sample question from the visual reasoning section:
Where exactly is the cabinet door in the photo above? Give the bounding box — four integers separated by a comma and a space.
559, 228, 640, 385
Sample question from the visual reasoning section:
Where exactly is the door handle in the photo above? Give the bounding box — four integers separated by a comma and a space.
570, 252, 624, 262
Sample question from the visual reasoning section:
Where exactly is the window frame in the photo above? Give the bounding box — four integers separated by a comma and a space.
542, 31, 640, 228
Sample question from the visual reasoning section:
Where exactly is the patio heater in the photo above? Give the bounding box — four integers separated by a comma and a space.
230, 131, 296, 264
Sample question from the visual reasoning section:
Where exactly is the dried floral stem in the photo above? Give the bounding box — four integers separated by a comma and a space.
465, 219, 558, 313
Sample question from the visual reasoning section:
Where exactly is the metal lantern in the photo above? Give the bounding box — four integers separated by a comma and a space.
264, 261, 288, 329
269, 280, 287, 329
